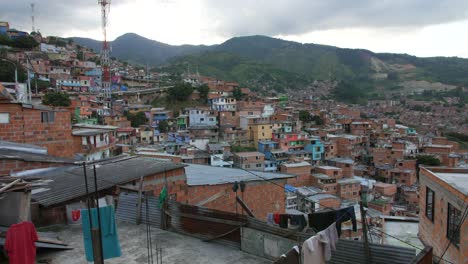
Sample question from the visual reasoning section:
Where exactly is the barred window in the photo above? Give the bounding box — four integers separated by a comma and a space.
447, 203, 461, 247
425, 187, 435, 221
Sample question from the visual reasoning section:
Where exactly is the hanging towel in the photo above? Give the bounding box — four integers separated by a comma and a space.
320, 223, 339, 261
302, 234, 327, 264
266, 213, 275, 225
159, 186, 168, 208
81, 205, 122, 262
273, 213, 281, 224
4, 222, 38, 264
279, 214, 289, 228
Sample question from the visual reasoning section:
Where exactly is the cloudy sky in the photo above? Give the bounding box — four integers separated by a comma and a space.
2, 0, 468, 57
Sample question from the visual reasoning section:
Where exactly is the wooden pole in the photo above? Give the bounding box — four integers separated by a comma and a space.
360, 201, 371, 264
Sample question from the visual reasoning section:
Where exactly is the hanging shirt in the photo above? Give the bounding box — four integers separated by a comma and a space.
159, 186, 167, 208
81, 205, 122, 262
4, 221, 38, 264
335, 206, 357, 236
308, 209, 335, 232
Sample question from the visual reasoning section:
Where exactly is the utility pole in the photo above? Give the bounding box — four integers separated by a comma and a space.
360, 201, 371, 263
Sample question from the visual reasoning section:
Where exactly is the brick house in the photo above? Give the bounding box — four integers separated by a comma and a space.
0, 102, 75, 158
419, 167, 468, 264
72, 124, 117, 161
184, 164, 294, 219
233, 152, 265, 171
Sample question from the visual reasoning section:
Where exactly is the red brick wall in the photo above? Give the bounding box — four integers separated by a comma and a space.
337, 183, 361, 201
368, 202, 391, 215
187, 180, 286, 220
0, 103, 74, 158
281, 164, 312, 187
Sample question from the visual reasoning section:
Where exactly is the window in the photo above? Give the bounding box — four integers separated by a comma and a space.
0, 113, 9, 124
425, 187, 435, 221
245, 164, 250, 168
231, 112, 235, 116
447, 203, 461, 247
200, 118, 205, 122
256, 164, 262, 168
41, 112, 55, 123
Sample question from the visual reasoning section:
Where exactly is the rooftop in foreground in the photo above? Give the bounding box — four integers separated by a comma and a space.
37, 221, 268, 264
422, 167, 468, 195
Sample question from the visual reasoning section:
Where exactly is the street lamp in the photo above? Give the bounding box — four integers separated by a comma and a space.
0, 58, 18, 85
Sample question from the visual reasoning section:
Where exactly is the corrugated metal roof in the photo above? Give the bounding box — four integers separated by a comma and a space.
185, 164, 294, 186
24, 156, 186, 207
327, 239, 416, 264
0, 149, 74, 164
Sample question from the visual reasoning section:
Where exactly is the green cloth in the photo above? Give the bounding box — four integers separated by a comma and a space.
159, 186, 167, 207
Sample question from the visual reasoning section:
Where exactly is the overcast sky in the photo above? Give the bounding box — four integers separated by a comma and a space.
2, 0, 468, 57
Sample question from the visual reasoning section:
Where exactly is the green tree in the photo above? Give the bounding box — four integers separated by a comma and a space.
168, 82, 194, 101
14, 36, 39, 49
158, 120, 169, 133
233, 87, 243, 100
416, 155, 441, 166
125, 111, 148, 127
0, 60, 27, 82
299, 110, 312, 122
32, 78, 50, 92
197, 84, 209, 102
42, 92, 71, 107
311, 115, 325, 125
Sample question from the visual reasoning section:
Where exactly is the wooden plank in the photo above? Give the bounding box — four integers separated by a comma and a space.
0, 179, 20, 193
236, 196, 255, 218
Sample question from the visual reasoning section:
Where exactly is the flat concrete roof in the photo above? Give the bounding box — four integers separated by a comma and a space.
38, 221, 269, 264
433, 172, 468, 195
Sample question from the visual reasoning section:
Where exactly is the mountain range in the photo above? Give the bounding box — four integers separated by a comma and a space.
72, 33, 468, 95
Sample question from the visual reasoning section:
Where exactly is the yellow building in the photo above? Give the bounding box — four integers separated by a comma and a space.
248, 123, 273, 148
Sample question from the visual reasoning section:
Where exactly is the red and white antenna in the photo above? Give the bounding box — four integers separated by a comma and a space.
98, 0, 111, 100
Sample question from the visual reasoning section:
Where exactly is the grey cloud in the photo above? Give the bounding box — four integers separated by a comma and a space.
0, 0, 127, 36
202, 0, 468, 36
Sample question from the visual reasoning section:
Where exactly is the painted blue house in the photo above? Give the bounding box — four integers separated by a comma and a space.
258, 140, 278, 158
304, 137, 325, 161
167, 132, 191, 144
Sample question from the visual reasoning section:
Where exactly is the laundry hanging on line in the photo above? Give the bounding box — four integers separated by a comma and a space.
308, 206, 357, 236
4, 221, 38, 264
302, 223, 339, 264
81, 205, 122, 262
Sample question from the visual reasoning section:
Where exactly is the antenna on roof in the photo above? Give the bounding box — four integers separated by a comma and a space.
30, 3, 35, 32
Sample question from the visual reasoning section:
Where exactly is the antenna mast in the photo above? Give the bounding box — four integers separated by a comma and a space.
98, 0, 111, 101
30, 3, 35, 32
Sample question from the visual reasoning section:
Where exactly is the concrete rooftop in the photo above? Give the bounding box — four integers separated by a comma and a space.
38, 221, 269, 264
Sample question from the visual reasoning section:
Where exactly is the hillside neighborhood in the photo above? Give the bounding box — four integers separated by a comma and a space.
0, 17, 467, 264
